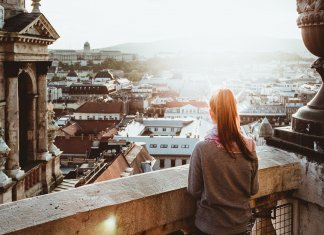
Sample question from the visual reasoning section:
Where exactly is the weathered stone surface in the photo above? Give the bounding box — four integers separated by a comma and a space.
294, 157, 324, 208
0, 146, 301, 235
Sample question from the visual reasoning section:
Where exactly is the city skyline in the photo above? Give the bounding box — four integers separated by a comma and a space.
25, 0, 301, 50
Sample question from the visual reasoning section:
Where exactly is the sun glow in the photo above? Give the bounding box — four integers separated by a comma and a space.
99, 215, 117, 234
24, 0, 299, 50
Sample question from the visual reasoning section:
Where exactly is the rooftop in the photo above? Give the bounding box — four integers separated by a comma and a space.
75, 102, 123, 114
0, 146, 306, 234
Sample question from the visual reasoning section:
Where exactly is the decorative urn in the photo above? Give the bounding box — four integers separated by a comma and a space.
293, 0, 324, 137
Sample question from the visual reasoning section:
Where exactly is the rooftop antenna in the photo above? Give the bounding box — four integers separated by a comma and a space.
31, 0, 41, 13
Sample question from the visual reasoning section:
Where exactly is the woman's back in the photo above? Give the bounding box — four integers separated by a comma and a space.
188, 139, 258, 235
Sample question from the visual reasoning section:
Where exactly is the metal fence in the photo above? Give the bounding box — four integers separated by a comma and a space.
252, 203, 293, 235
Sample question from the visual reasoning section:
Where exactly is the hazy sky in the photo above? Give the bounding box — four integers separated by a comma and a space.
25, 0, 301, 50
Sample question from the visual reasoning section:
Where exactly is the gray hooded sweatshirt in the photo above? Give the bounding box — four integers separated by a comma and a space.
188, 140, 259, 235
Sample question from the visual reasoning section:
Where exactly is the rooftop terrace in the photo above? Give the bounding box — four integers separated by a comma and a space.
1, 146, 320, 235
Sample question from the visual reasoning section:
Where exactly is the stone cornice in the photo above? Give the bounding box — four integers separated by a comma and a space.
0, 32, 55, 45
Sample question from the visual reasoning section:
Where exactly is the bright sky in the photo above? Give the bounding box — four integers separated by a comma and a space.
25, 0, 300, 50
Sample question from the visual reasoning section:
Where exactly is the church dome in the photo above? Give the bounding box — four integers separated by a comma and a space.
259, 117, 273, 138
84, 41, 90, 52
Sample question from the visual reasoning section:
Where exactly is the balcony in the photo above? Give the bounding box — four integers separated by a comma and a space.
0, 145, 322, 235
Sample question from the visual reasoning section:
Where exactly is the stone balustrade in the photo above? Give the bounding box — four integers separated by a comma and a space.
0, 146, 301, 235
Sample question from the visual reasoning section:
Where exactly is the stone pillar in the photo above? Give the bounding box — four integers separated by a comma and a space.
4, 62, 24, 179
36, 62, 52, 161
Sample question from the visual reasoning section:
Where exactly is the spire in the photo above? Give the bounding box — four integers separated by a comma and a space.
31, 0, 41, 13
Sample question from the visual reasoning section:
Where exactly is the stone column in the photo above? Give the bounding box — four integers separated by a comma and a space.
4, 62, 25, 179
27, 94, 38, 161
36, 62, 52, 161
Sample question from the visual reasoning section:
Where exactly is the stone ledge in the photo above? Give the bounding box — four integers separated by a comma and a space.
0, 146, 301, 235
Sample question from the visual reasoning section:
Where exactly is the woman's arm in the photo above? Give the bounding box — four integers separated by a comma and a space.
251, 159, 259, 196
188, 144, 204, 199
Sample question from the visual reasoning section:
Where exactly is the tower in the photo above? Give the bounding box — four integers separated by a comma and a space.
84, 41, 91, 53
0, 0, 63, 204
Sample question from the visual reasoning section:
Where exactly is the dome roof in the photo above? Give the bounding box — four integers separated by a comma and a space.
84, 41, 90, 46
259, 117, 273, 138
67, 70, 78, 77
95, 70, 114, 79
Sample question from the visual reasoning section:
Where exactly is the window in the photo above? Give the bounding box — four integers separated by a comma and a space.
160, 144, 168, 148
181, 145, 189, 148
171, 128, 174, 132
150, 144, 157, 148
79, 116, 82, 120
162, 128, 166, 132
182, 159, 187, 165
154, 128, 158, 131
87, 116, 90, 120
171, 144, 178, 148
160, 159, 165, 168
104, 116, 107, 120
171, 159, 176, 167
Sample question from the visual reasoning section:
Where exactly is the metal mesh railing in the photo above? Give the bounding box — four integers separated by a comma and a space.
170, 203, 293, 235
252, 203, 293, 235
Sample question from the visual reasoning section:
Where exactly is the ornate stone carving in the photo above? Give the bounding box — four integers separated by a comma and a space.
293, 0, 324, 136
0, 5, 4, 29
0, 128, 12, 187
297, 0, 324, 27
31, 0, 41, 13
47, 103, 62, 157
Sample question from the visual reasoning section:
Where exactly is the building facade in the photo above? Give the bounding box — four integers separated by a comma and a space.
0, 1, 63, 203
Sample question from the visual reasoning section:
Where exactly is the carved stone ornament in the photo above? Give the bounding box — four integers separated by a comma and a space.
47, 103, 62, 156
293, 0, 324, 136
31, 0, 41, 13
0, 128, 12, 187
0, 5, 4, 29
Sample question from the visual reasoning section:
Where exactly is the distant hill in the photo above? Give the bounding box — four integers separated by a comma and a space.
98, 37, 311, 58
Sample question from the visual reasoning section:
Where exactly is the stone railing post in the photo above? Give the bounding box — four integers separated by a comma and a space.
47, 103, 62, 157
0, 127, 11, 187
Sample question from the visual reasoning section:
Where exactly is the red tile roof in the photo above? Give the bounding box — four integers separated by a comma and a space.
55, 136, 93, 155
75, 101, 123, 114
74, 120, 117, 135
94, 154, 129, 182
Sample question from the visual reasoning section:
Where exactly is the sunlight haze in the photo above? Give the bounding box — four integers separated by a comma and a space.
25, 0, 300, 50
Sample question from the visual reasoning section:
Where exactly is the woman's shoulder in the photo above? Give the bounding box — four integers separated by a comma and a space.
194, 140, 224, 150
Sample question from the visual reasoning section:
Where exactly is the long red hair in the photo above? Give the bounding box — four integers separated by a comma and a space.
209, 89, 256, 161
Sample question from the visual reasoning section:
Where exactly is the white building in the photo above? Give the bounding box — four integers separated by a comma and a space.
47, 86, 63, 101
151, 97, 174, 105
116, 78, 132, 91
164, 102, 210, 121
72, 101, 124, 120
114, 118, 212, 169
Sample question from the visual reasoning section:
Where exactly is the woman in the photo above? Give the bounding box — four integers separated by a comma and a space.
188, 89, 259, 235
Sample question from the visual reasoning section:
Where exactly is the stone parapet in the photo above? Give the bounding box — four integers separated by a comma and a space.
0, 146, 301, 235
